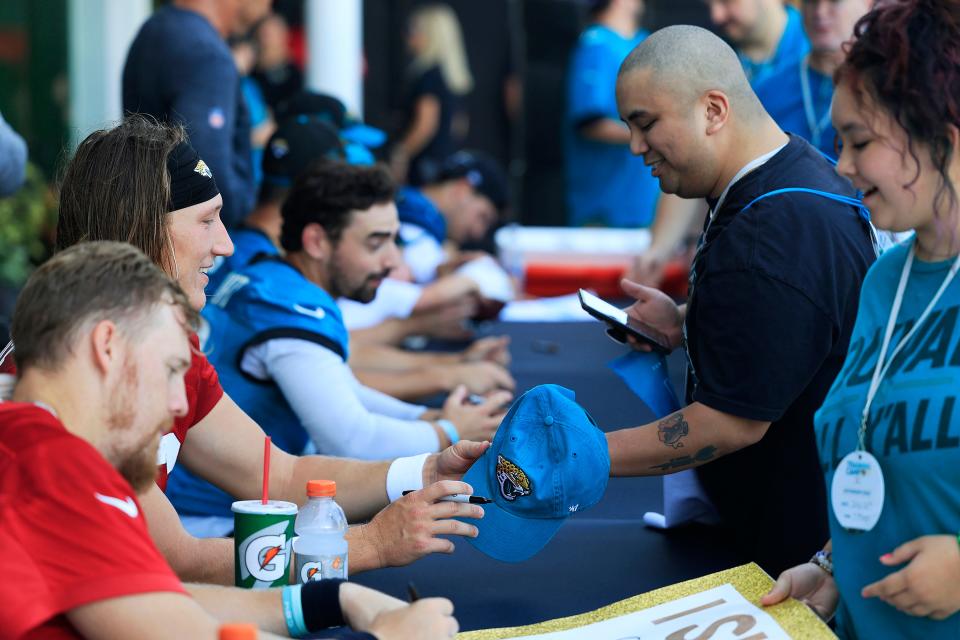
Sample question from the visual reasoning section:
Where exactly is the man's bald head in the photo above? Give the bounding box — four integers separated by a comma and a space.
615, 25, 782, 199
618, 25, 763, 120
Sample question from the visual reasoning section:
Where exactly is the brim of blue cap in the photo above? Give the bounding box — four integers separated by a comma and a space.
460, 452, 566, 563
342, 123, 386, 148
345, 143, 375, 166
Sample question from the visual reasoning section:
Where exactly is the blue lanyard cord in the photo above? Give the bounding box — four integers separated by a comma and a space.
800, 56, 833, 149
741, 187, 880, 256
690, 187, 877, 293
684, 185, 877, 393
741, 187, 865, 215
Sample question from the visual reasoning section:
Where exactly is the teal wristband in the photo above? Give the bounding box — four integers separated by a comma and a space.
437, 418, 460, 444
281, 584, 308, 638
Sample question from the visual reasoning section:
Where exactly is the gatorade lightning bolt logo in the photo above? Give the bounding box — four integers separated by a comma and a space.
300, 560, 323, 583
238, 521, 290, 586
260, 546, 283, 570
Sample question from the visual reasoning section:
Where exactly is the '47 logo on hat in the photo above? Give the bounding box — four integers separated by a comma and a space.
496, 454, 531, 501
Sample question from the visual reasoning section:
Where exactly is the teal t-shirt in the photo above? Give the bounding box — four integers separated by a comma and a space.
754, 59, 836, 159
564, 25, 660, 228
739, 5, 809, 88
814, 240, 960, 639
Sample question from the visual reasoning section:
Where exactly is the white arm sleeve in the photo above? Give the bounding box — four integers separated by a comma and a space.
243, 338, 440, 459
355, 383, 429, 420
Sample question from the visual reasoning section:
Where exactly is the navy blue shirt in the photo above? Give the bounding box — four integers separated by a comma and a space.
686, 135, 876, 575
406, 66, 461, 185
123, 6, 254, 227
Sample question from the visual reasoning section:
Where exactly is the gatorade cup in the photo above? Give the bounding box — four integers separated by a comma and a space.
232, 500, 297, 588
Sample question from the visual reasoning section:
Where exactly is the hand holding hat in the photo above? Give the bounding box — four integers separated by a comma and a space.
460, 384, 610, 562
362, 479, 486, 568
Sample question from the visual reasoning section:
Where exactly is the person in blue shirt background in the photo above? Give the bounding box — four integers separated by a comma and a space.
762, 1, 960, 636
565, 0, 659, 228
755, 0, 871, 159
707, 0, 810, 87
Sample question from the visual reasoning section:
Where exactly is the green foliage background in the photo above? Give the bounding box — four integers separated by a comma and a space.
0, 163, 57, 288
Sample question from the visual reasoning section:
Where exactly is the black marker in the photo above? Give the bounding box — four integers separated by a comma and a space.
402, 490, 492, 504
407, 582, 420, 603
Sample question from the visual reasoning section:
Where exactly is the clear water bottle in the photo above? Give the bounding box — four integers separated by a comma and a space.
293, 480, 348, 583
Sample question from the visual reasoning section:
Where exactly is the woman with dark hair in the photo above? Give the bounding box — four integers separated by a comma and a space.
762, 1, 960, 636
1, 115, 478, 638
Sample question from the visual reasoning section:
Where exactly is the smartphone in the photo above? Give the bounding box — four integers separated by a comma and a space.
578, 289, 671, 353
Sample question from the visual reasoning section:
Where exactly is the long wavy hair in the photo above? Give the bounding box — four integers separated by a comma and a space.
56, 115, 186, 272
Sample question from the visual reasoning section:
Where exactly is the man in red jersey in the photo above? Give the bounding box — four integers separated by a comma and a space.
0, 242, 457, 640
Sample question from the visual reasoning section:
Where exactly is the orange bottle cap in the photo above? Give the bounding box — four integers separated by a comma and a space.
219, 623, 258, 640
307, 479, 336, 497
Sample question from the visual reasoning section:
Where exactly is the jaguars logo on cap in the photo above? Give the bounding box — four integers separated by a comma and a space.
194, 159, 213, 179
496, 455, 531, 501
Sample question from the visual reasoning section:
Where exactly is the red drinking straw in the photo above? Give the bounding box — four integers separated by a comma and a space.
262, 436, 271, 505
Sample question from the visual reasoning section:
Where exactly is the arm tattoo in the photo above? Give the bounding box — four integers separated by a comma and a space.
649, 445, 718, 472
657, 412, 690, 449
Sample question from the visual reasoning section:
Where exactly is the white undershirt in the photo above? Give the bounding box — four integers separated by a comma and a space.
339, 278, 424, 330
399, 223, 446, 284
241, 338, 440, 459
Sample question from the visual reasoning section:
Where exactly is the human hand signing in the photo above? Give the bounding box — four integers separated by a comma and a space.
440, 385, 511, 443
369, 598, 458, 640
462, 335, 511, 366
337, 582, 406, 632
446, 361, 515, 394
362, 480, 484, 567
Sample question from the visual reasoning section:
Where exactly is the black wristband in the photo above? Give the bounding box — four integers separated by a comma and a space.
302, 579, 347, 632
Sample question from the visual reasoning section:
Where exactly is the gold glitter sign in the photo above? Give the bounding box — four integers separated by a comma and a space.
457, 563, 836, 640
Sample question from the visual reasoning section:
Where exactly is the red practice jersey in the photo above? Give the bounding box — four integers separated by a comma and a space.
0, 334, 223, 492
0, 403, 186, 638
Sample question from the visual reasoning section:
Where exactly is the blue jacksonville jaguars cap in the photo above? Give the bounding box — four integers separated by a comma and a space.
460, 384, 609, 563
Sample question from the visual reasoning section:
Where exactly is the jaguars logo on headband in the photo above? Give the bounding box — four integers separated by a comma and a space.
496, 455, 531, 501
194, 159, 213, 179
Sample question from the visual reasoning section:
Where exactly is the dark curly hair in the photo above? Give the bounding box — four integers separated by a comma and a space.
836, 0, 960, 221
280, 160, 396, 252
